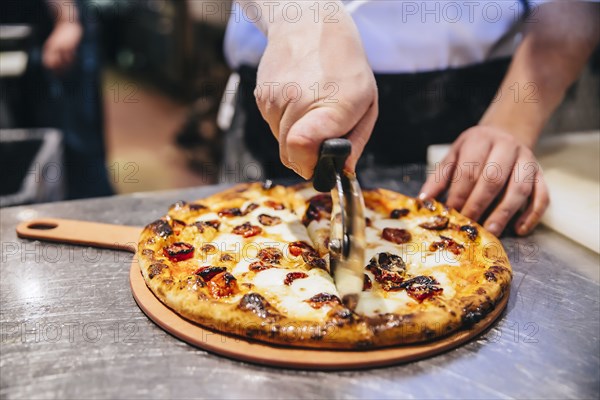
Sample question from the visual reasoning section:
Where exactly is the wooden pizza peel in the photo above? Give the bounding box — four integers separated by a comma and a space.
16, 218, 508, 370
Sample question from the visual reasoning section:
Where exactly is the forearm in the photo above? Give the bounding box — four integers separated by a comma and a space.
480, 1, 600, 149
237, 0, 338, 29
237, 0, 353, 39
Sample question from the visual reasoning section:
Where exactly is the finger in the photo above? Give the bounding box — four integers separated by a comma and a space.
420, 147, 458, 200
445, 140, 492, 210
284, 107, 357, 179
254, 84, 284, 139
483, 166, 534, 236
279, 102, 314, 170
344, 99, 378, 172
461, 142, 519, 221
277, 115, 293, 169
253, 82, 292, 167
514, 167, 549, 235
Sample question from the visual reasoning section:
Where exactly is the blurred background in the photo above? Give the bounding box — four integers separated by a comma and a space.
1, 0, 231, 206
0, 0, 599, 207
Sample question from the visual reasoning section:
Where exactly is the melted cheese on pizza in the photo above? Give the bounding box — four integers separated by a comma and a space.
137, 183, 512, 349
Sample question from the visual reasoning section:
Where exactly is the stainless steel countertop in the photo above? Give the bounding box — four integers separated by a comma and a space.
1, 180, 599, 399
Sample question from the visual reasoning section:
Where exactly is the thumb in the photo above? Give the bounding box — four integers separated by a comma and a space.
284, 107, 358, 179
344, 101, 377, 172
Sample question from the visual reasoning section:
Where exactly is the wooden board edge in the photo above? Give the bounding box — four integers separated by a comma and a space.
129, 260, 508, 370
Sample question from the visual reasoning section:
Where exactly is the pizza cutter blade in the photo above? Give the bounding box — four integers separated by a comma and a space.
313, 139, 366, 310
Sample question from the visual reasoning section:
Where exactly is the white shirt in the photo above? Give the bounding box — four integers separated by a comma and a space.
224, 0, 547, 73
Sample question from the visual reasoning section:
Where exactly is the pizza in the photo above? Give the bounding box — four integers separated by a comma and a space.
137, 183, 511, 349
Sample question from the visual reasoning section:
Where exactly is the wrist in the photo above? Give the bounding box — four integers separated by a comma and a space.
479, 90, 550, 150
260, 1, 349, 37
477, 118, 540, 149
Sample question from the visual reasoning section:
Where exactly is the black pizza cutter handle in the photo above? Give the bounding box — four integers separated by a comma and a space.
313, 139, 352, 193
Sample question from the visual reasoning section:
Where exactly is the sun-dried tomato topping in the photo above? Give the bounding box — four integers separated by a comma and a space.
302, 252, 326, 269
264, 200, 285, 210
163, 242, 194, 262
208, 272, 238, 298
416, 198, 437, 212
287, 241, 323, 268
206, 220, 221, 229
200, 244, 216, 253
373, 252, 405, 272
365, 217, 372, 227
257, 247, 283, 264
220, 254, 234, 262
460, 225, 479, 241
194, 266, 226, 281
382, 228, 412, 244
288, 241, 317, 257
238, 293, 280, 320
193, 222, 209, 233
284, 272, 309, 285
218, 207, 242, 217
366, 252, 406, 288
390, 208, 410, 219
429, 235, 464, 255
363, 274, 372, 290
305, 293, 342, 309
258, 214, 282, 226
249, 261, 271, 272
170, 219, 186, 235
232, 222, 263, 238
148, 219, 173, 238
193, 220, 221, 232
189, 203, 208, 211
419, 216, 450, 230
408, 289, 441, 303
243, 203, 259, 215
400, 276, 443, 302
302, 194, 333, 225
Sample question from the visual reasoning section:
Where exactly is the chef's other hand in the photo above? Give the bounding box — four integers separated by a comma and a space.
254, 4, 378, 179
420, 126, 549, 237
43, 20, 83, 75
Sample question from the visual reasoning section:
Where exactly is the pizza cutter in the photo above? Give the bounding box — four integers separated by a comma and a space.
313, 139, 366, 310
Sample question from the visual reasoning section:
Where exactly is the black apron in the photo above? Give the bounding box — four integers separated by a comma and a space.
234, 57, 511, 180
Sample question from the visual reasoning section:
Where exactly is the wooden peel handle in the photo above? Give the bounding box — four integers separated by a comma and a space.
16, 218, 141, 253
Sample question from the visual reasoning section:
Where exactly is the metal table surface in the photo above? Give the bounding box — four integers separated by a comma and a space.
1, 175, 599, 399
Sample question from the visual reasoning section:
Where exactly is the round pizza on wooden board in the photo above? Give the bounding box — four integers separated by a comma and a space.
137, 183, 512, 349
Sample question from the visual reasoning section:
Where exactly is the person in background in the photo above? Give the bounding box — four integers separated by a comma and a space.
222, 0, 599, 236
2, 0, 112, 199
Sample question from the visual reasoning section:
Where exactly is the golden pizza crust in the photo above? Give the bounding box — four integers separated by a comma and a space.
137, 183, 512, 349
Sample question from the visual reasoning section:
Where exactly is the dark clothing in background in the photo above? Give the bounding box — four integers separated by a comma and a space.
1, 0, 113, 199
1, 1, 54, 37
235, 58, 510, 180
